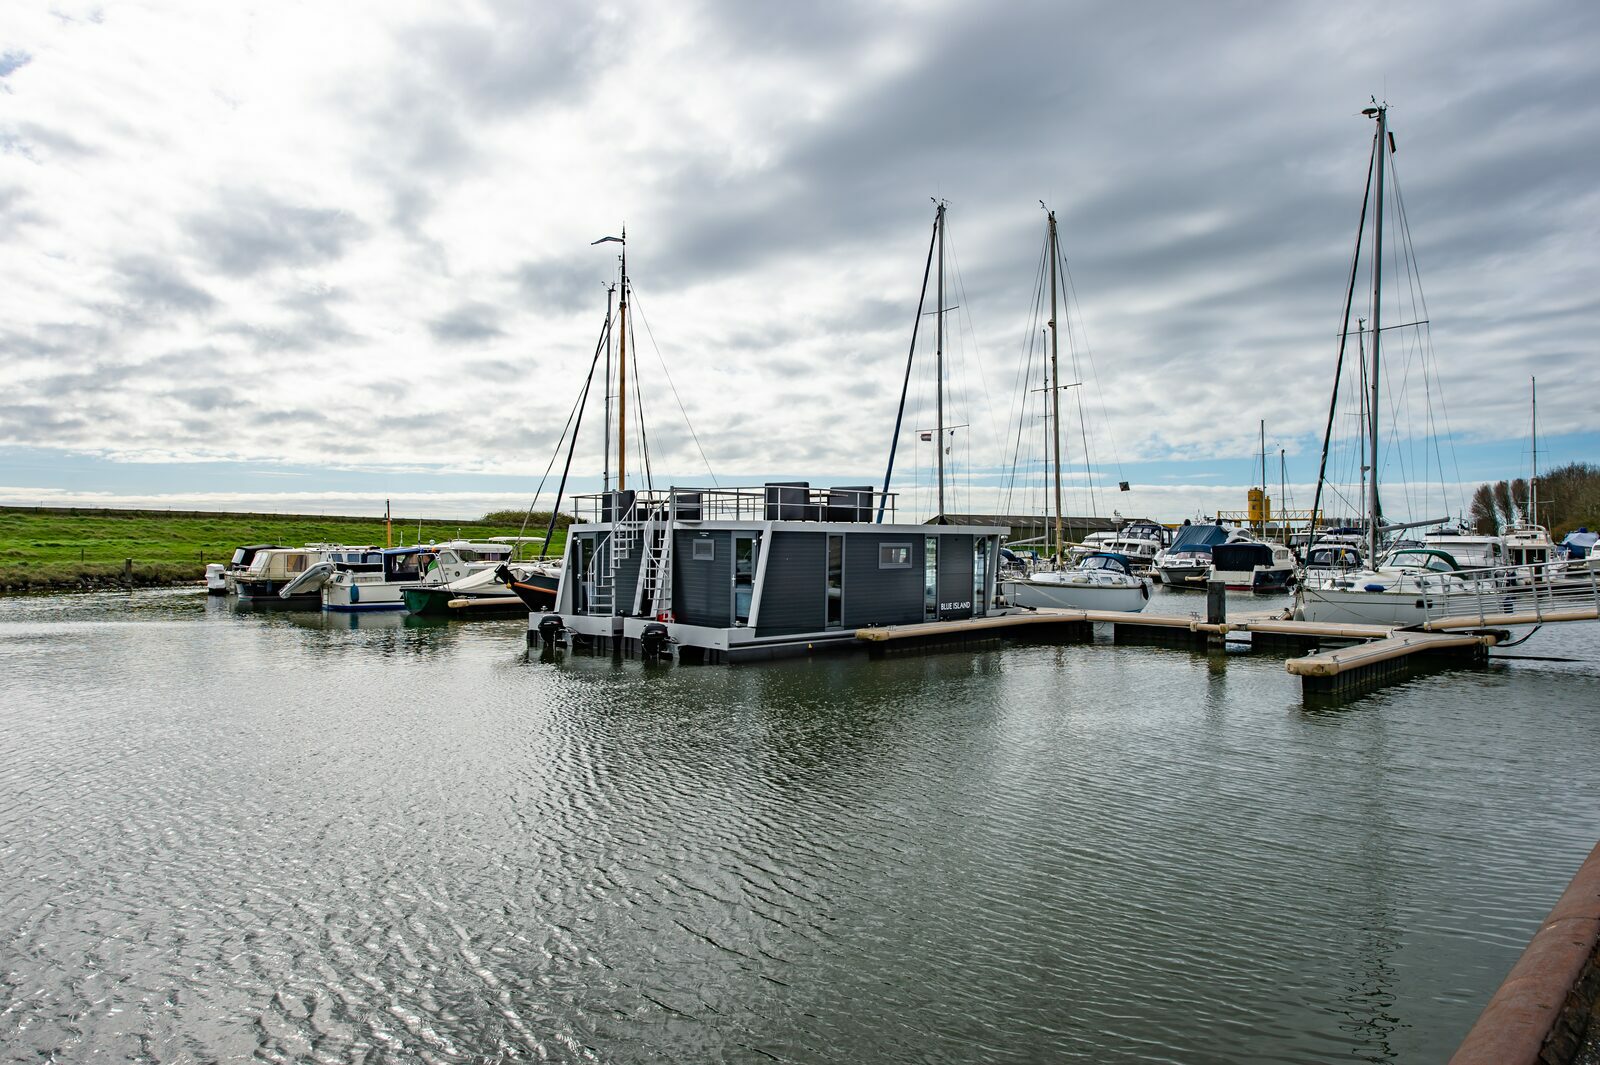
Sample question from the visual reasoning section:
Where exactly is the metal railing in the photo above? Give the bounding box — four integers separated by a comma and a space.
1416, 558, 1600, 628
570, 485, 897, 525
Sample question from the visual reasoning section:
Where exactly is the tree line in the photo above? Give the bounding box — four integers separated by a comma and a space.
1468, 462, 1600, 539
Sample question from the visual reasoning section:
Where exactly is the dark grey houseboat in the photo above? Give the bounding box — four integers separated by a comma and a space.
533, 485, 1008, 662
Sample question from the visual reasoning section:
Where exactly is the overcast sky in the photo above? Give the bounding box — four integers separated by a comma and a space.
2, 0, 1596, 521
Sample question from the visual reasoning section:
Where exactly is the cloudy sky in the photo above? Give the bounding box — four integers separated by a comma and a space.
2, 0, 1596, 522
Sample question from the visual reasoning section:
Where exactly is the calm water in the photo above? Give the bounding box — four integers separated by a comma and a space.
2, 587, 1597, 1064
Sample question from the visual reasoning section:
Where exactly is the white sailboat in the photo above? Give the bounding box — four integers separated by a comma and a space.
1297, 101, 1460, 626
1000, 207, 1150, 613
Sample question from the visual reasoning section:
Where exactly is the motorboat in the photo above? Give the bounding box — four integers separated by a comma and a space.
315, 541, 517, 612
1211, 539, 1297, 592
1002, 552, 1152, 613
1153, 522, 1233, 587
1104, 520, 1172, 575
204, 563, 227, 595
400, 563, 540, 617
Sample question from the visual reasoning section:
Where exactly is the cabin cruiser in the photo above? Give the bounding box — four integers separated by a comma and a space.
1153, 522, 1233, 587
1210, 539, 1297, 592
219, 543, 284, 595
1503, 523, 1562, 582
303, 541, 517, 612
1421, 526, 1506, 571
1103, 520, 1171, 575
1003, 551, 1152, 613
236, 547, 340, 606
1066, 530, 1119, 564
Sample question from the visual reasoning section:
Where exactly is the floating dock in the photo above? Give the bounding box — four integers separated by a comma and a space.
856, 607, 1516, 700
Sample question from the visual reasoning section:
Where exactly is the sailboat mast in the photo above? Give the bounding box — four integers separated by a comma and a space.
617, 229, 628, 494
1530, 376, 1538, 527
1048, 210, 1064, 562
935, 201, 947, 523
603, 283, 614, 493
1366, 103, 1387, 563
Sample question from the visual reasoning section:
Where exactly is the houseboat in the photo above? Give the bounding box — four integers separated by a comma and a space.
531, 485, 1007, 663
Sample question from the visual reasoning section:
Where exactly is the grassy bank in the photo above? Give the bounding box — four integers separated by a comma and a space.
0, 506, 568, 594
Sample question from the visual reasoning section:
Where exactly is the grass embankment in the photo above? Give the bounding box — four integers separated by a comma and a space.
0, 506, 569, 594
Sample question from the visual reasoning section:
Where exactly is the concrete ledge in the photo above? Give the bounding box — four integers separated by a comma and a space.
1449, 840, 1600, 1065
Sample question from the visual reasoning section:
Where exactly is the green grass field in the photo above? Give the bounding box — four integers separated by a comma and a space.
0, 507, 568, 593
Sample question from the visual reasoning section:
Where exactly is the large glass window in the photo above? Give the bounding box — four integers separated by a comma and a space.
924, 536, 939, 621
734, 535, 758, 625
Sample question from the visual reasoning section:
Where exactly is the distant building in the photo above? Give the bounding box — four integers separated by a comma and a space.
927, 513, 1124, 543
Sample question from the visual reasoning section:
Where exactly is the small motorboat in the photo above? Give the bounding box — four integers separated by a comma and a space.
1001, 552, 1152, 613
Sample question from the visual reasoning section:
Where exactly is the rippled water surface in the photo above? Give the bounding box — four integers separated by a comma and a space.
2, 588, 1598, 1064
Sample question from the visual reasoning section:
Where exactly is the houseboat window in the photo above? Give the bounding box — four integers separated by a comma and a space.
692, 539, 715, 561
972, 538, 988, 617
826, 535, 843, 630
879, 543, 912, 569
734, 535, 758, 625
924, 536, 938, 621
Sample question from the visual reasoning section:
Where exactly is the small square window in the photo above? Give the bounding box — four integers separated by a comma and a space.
879, 543, 911, 569
692, 539, 716, 561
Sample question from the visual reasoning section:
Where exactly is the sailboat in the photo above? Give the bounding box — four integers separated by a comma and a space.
1296, 102, 1474, 626
999, 207, 1151, 613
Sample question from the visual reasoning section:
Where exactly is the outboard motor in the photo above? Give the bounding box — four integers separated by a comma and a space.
639, 621, 671, 659
536, 613, 565, 645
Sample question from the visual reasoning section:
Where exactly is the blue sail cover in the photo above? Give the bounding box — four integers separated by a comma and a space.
1170, 523, 1230, 550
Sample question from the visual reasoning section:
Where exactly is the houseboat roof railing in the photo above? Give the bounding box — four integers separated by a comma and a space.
569, 484, 898, 525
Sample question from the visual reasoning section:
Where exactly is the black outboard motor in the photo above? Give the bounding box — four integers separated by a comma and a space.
536, 613, 564, 645
639, 621, 671, 659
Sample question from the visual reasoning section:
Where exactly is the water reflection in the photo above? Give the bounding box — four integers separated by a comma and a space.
0, 588, 1596, 1064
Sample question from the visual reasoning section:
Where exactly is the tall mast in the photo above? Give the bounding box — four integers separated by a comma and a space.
1279, 449, 1286, 545
603, 282, 615, 493
1048, 210, 1064, 562
1357, 319, 1367, 519
1365, 102, 1387, 563
1259, 419, 1267, 536
1530, 376, 1538, 527
935, 200, 947, 523
617, 227, 628, 494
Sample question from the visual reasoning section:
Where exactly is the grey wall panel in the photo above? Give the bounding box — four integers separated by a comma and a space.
673, 529, 733, 626
755, 531, 826, 636
841, 533, 925, 627
937, 533, 976, 619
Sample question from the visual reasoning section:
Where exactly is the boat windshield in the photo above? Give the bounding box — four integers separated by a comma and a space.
1387, 550, 1457, 573
1081, 555, 1130, 574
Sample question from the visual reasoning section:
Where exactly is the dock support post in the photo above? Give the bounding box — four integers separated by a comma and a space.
1206, 580, 1226, 645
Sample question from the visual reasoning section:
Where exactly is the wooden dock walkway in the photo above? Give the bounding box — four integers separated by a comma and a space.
856, 608, 1517, 699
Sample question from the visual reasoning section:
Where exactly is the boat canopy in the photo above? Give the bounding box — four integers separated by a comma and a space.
1383, 547, 1461, 572
1080, 552, 1133, 574
1212, 542, 1274, 570
1170, 523, 1229, 550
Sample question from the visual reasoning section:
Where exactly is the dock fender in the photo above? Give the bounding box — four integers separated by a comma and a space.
1140, 582, 1150, 600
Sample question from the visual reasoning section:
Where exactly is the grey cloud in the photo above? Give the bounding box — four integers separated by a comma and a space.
188, 191, 367, 277
171, 386, 238, 412
401, 1, 606, 116
115, 255, 217, 316
514, 258, 606, 315
429, 301, 504, 344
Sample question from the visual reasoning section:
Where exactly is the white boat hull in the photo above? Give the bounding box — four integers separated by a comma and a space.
1002, 577, 1150, 613
1296, 585, 1432, 627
